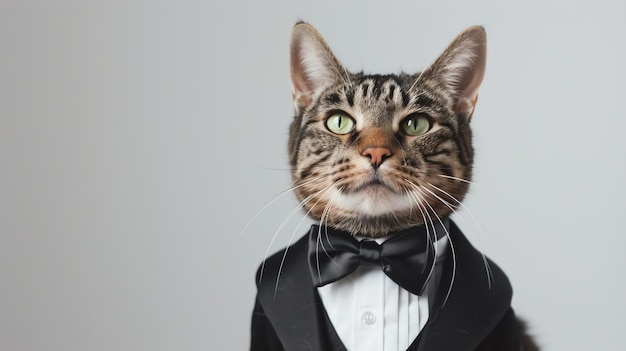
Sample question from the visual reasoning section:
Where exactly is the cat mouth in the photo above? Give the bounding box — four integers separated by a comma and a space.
348, 178, 396, 194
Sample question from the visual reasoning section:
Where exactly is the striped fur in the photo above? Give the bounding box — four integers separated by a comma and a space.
289, 23, 486, 237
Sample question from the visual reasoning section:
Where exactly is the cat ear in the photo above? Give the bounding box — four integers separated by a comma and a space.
420, 26, 486, 118
290, 22, 346, 111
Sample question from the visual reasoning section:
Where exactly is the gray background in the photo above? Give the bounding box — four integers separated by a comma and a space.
1, 0, 624, 350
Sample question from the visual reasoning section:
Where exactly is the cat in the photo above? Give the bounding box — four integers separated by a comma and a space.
250, 22, 539, 351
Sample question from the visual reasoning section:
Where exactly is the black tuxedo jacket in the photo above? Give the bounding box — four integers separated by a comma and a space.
250, 221, 528, 351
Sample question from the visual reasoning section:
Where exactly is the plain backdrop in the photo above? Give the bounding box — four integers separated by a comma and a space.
1, 1, 625, 350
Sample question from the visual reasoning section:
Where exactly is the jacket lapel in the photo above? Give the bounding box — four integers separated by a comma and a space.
255, 231, 328, 351
256, 221, 513, 351
414, 221, 513, 351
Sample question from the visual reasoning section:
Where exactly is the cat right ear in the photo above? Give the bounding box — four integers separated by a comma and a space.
290, 22, 346, 111
420, 26, 487, 120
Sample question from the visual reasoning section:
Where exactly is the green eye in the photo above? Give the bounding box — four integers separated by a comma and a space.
402, 114, 431, 136
325, 113, 355, 135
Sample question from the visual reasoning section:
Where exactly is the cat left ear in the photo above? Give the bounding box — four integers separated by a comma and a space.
421, 26, 487, 119
290, 22, 346, 111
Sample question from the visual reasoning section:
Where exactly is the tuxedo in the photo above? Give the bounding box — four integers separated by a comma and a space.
250, 221, 529, 351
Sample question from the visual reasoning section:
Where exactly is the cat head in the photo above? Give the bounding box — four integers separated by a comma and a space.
288, 22, 486, 237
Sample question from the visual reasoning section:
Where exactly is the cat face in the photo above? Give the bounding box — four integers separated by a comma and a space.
288, 23, 486, 237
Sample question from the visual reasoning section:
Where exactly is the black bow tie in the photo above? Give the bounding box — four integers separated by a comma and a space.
307, 221, 448, 296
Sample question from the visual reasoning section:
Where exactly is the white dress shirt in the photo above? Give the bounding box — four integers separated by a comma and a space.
317, 235, 449, 351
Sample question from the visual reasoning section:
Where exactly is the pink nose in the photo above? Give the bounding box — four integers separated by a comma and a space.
361, 147, 392, 169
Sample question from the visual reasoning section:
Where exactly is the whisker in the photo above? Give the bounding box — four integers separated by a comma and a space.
252, 166, 292, 171
402, 185, 416, 219
414, 192, 447, 303
404, 181, 442, 287
258, 192, 315, 285
426, 183, 488, 245
403, 181, 436, 259
437, 174, 474, 184
411, 184, 456, 306
425, 183, 493, 289
273, 182, 338, 298
420, 185, 456, 213
408, 49, 440, 92
407, 187, 442, 280
313, 184, 345, 285
239, 174, 327, 237
317, 185, 345, 266
440, 226, 457, 306
331, 62, 352, 88
315, 190, 340, 285
403, 179, 436, 238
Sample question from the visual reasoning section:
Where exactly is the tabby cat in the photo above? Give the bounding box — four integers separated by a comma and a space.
250, 22, 539, 351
